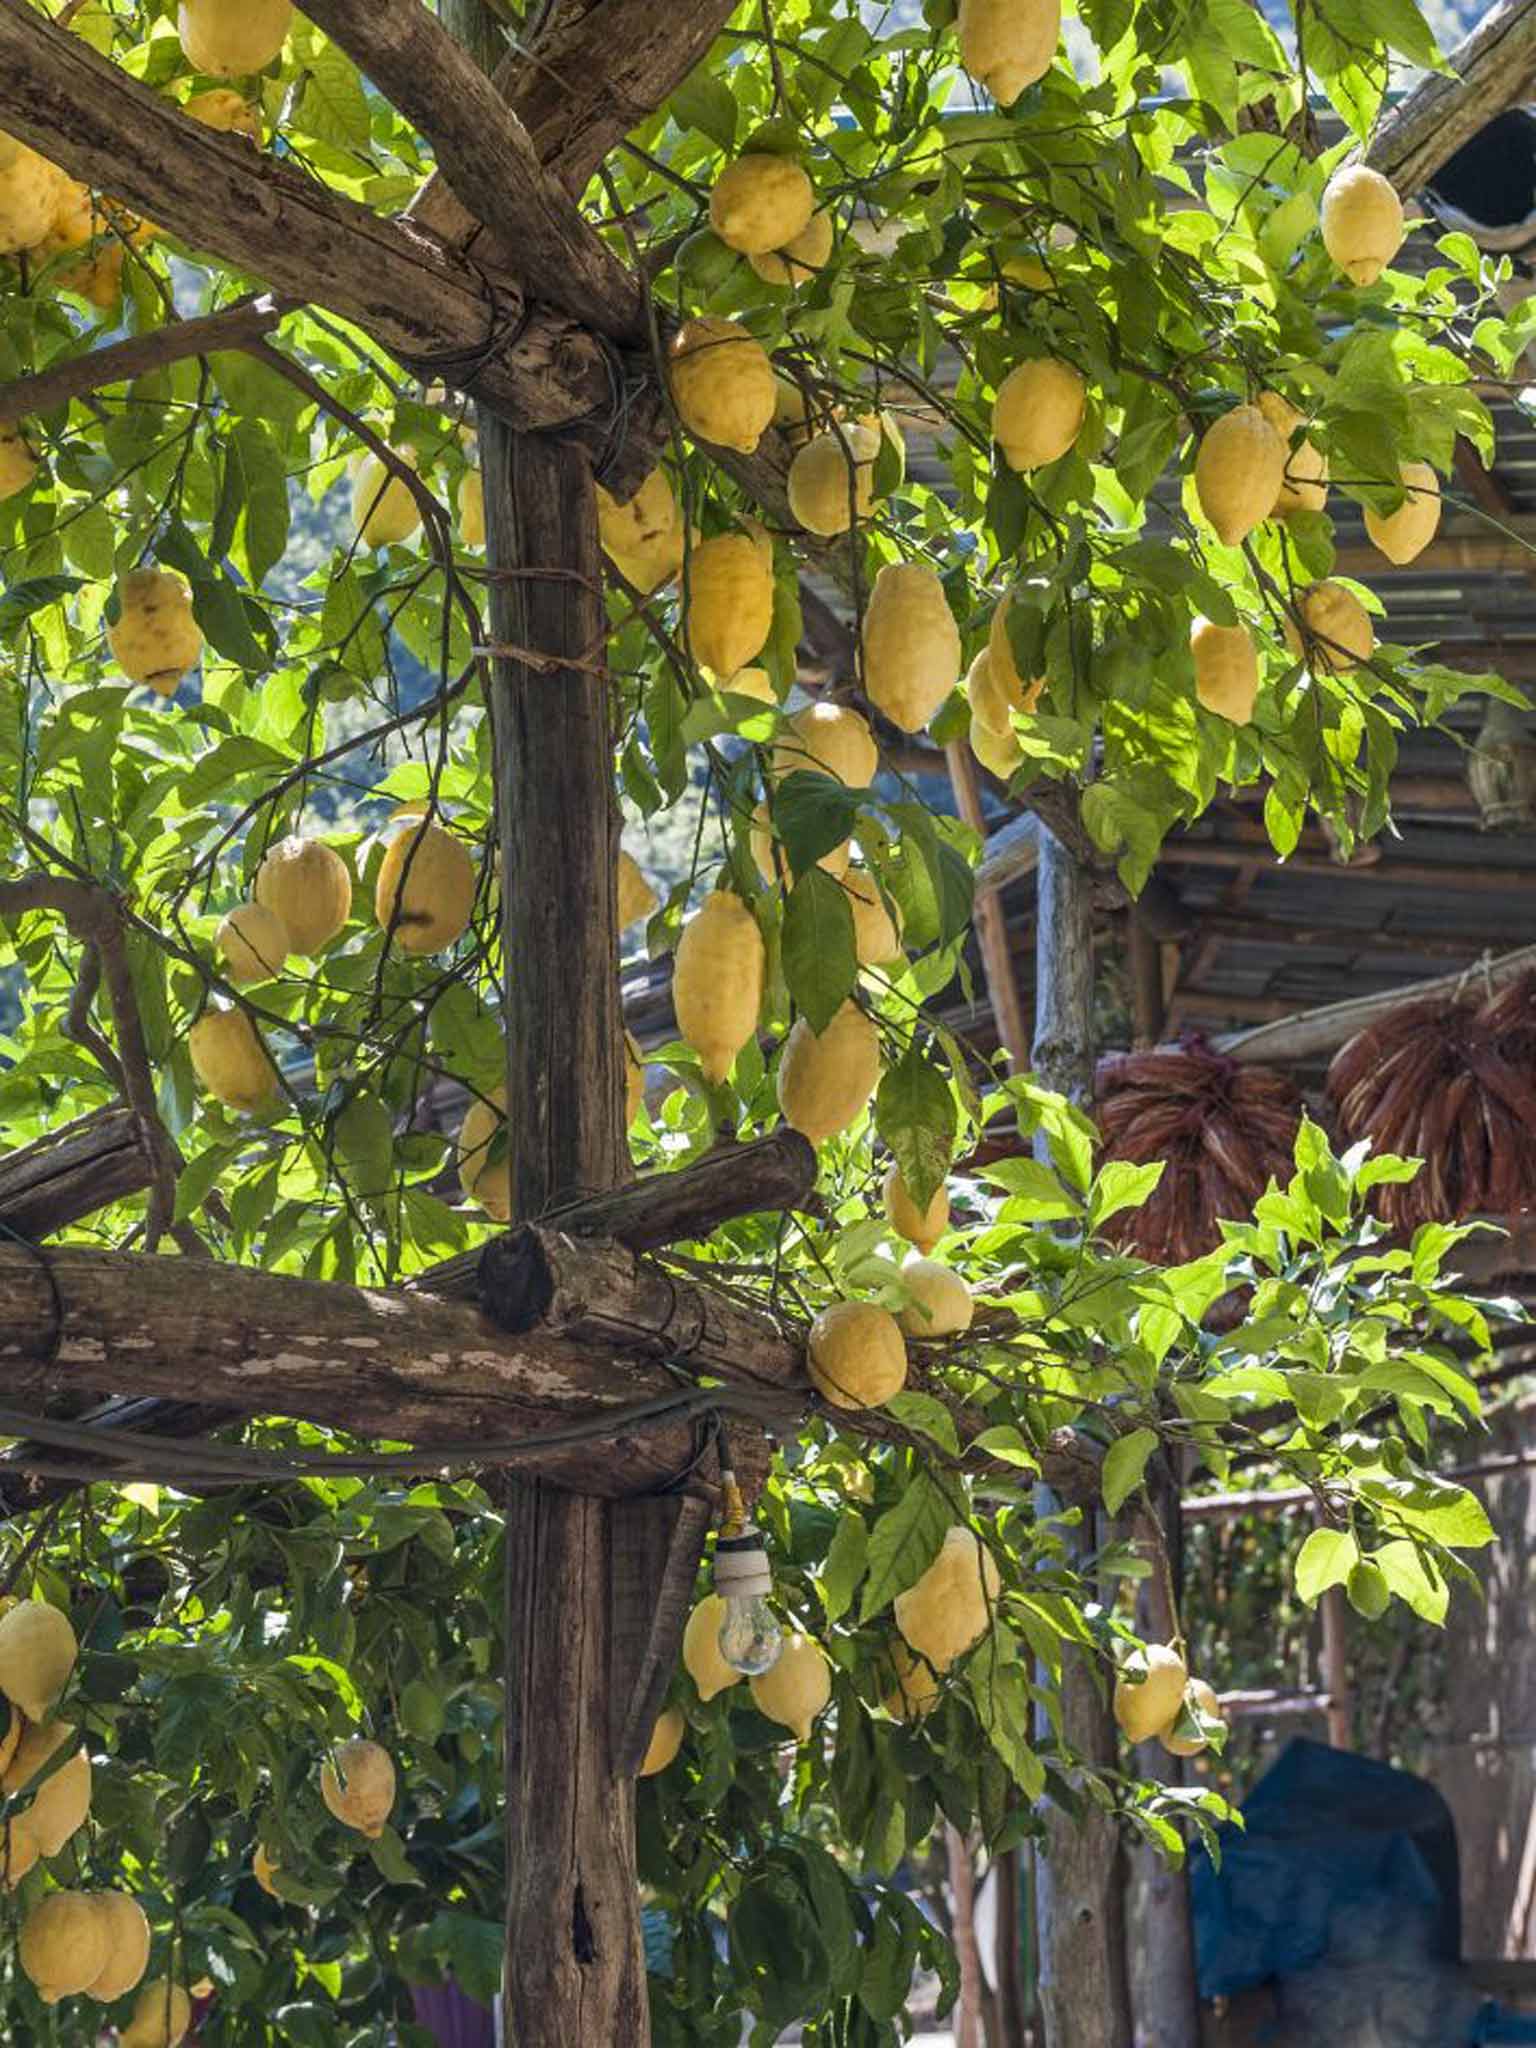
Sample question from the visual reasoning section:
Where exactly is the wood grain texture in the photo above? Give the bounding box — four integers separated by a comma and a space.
0, 1109, 155, 1241
609, 1493, 711, 1777
1366, 0, 1536, 194
298, 0, 644, 339
0, 299, 289, 428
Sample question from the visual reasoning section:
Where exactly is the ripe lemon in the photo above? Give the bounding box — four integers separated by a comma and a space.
1190, 615, 1259, 724
375, 820, 477, 954
351, 448, 420, 549
684, 531, 775, 680
0, 422, 38, 500
19, 1890, 109, 2004
772, 701, 877, 788
254, 835, 352, 955
3, 1720, 91, 1856
0, 1599, 77, 1722
786, 421, 880, 536
107, 568, 203, 694
189, 1005, 281, 1113
668, 317, 776, 454
682, 1594, 742, 1701
458, 1087, 510, 1222
970, 712, 1023, 781
862, 561, 962, 732
774, 372, 815, 446
1113, 1642, 1188, 1743
673, 891, 766, 1085
750, 1631, 831, 1740
883, 1640, 942, 1721
183, 87, 263, 139
119, 1977, 192, 2048
617, 849, 656, 929
85, 1891, 151, 2002
710, 153, 815, 255
778, 1001, 881, 1145
958, 0, 1060, 104
597, 467, 680, 563
968, 643, 1041, 733
457, 468, 485, 547
178, 0, 291, 75
750, 207, 834, 287
0, 1822, 39, 1890
253, 1843, 281, 1897
1364, 460, 1440, 565
894, 1527, 1000, 1669
720, 665, 777, 706
216, 901, 289, 985
993, 357, 1085, 472
807, 1299, 908, 1410
1320, 164, 1404, 286
1159, 1675, 1224, 1758
321, 1737, 395, 1839
843, 868, 902, 968
1257, 391, 1328, 516
1195, 403, 1286, 547
0, 135, 62, 254
1284, 580, 1374, 675
883, 1164, 949, 1252
897, 1258, 973, 1338
638, 1704, 685, 1778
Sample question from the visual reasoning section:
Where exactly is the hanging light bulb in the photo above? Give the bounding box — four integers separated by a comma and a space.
713, 1468, 783, 1677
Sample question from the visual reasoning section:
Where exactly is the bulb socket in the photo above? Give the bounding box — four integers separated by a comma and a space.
714, 1530, 773, 1600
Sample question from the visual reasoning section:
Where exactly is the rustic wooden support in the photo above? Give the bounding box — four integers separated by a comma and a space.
296, 0, 644, 339
1214, 939, 1536, 1065
1365, 0, 1536, 194
1320, 1583, 1353, 1749
0, 1109, 155, 1241
0, 9, 659, 486
945, 742, 1031, 1067
1030, 827, 1135, 2048
610, 1492, 711, 1777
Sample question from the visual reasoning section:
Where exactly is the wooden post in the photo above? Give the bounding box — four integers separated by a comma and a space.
945, 742, 1031, 1067
1128, 913, 1167, 1050
1321, 1584, 1354, 1750
1031, 828, 1133, 2048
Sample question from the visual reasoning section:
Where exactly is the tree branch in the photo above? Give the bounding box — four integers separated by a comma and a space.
0, 297, 290, 428
296, 0, 644, 340
1366, 0, 1536, 194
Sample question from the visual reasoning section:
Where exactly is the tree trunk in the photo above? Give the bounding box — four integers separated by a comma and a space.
1031, 829, 1133, 2048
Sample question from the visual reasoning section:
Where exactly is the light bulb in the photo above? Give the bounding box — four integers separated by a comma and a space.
712, 1525, 783, 1676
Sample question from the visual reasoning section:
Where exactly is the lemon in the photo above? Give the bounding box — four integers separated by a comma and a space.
771, 701, 877, 788
216, 901, 289, 985
882, 1640, 942, 1721
457, 468, 485, 547
85, 1891, 151, 2002
351, 448, 420, 549
862, 561, 962, 732
749, 1632, 831, 1740
1284, 580, 1374, 676
894, 1527, 1000, 1669
750, 207, 835, 286
183, 87, 263, 139
1257, 392, 1328, 516
597, 467, 680, 563
253, 1843, 281, 1897
668, 317, 776, 454
638, 1704, 686, 1777
1113, 1642, 1188, 1743
883, 1164, 949, 1253
786, 421, 880, 536
189, 1005, 280, 1113
20, 1890, 109, 2004
625, 1029, 645, 1127
1364, 460, 1440, 565
720, 665, 777, 706
253, 835, 352, 955
1195, 403, 1286, 547
673, 891, 766, 1085
684, 531, 775, 680
777, 1001, 881, 1146
710, 154, 815, 255
897, 1258, 973, 1337
617, 849, 657, 929
107, 568, 203, 695
993, 357, 1085, 472
968, 643, 1041, 734
119, 1977, 193, 2048
374, 820, 477, 954
178, 0, 290, 73
682, 1594, 742, 1701
1320, 164, 1404, 286
843, 868, 902, 968
3, 1720, 91, 1856
0, 134, 62, 254
1159, 1675, 1224, 1758
750, 800, 851, 887
321, 1737, 395, 1839
958, 0, 1060, 104
1190, 616, 1258, 724
0, 1823, 38, 1890
458, 1087, 510, 1222
0, 422, 38, 500
0, 1600, 77, 1722
970, 713, 1023, 781
807, 1300, 908, 1410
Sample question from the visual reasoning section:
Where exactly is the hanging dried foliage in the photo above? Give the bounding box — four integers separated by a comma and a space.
1095, 1046, 1304, 1264
1327, 973, 1536, 1229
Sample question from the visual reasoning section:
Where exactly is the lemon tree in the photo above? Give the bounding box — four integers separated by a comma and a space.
0, 0, 1525, 2041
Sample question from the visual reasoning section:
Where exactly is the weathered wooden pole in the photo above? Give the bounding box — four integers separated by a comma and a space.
1031, 828, 1134, 2048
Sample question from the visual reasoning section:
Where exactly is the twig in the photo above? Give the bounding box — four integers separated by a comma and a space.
0, 296, 290, 427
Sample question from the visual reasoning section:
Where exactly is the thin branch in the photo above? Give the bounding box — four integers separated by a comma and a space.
0, 297, 290, 427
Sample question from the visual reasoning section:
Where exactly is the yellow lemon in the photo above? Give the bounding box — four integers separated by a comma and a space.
19, 1890, 109, 2005
749, 207, 835, 286
1113, 1642, 1188, 1743
1320, 164, 1404, 286
457, 1086, 510, 1222
0, 1600, 77, 1722
777, 1001, 881, 1146
0, 422, 38, 500
993, 357, 1085, 472
1363, 460, 1440, 565
958, 0, 1060, 104
709, 153, 815, 255
750, 1632, 831, 1740
183, 87, 263, 139
842, 868, 902, 968
3, 1720, 91, 1856
0, 134, 62, 254
786, 421, 880, 536
673, 891, 766, 1085
597, 467, 680, 562
684, 531, 775, 680
617, 849, 657, 929
320, 1738, 395, 1839
374, 820, 477, 954
119, 1977, 193, 2048
807, 1299, 908, 1410
1195, 402, 1286, 547
1257, 391, 1329, 516
1190, 615, 1259, 724
894, 1527, 1000, 1669
178, 0, 291, 74
682, 1594, 742, 1701
351, 448, 420, 549
883, 1163, 949, 1253
772, 701, 878, 788
216, 900, 289, 985
861, 560, 962, 733
189, 1005, 281, 1113
1284, 580, 1374, 676
253, 835, 352, 955
457, 468, 485, 547
897, 1258, 973, 1338
106, 568, 203, 695
668, 317, 776, 454
883, 1640, 942, 1721
1159, 1675, 1225, 1758
638, 1704, 685, 1778
84, 1891, 151, 2002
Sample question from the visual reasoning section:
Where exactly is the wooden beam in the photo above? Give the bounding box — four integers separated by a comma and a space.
0, 8, 660, 484
1160, 841, 1536, 890
0, 298, 290, 429
0, 1109, 155, 1242
296, 0, 644, 340
946, 742, 1030, 1067
1365, 0, 1536, 194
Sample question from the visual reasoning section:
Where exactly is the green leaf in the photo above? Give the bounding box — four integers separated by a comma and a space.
980, 1155, 1078, 1219
1294, 1526, 1359, 1605
229, 419, 291, 587
859, 1470, 950, 1622
875, 1045, 956, 1211
1090, 1159, 1163, 1227
668, 70, 738, 151
781, 866, 858, 1034
820, 1509, 868, 1623
1372, 1538, 1449, 1624
883, 1390, 961, 1457
1102, 1428, 1158, 1515
299, 42, 372, 149
772, 771, 862, 874
0, 575, 86, 640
